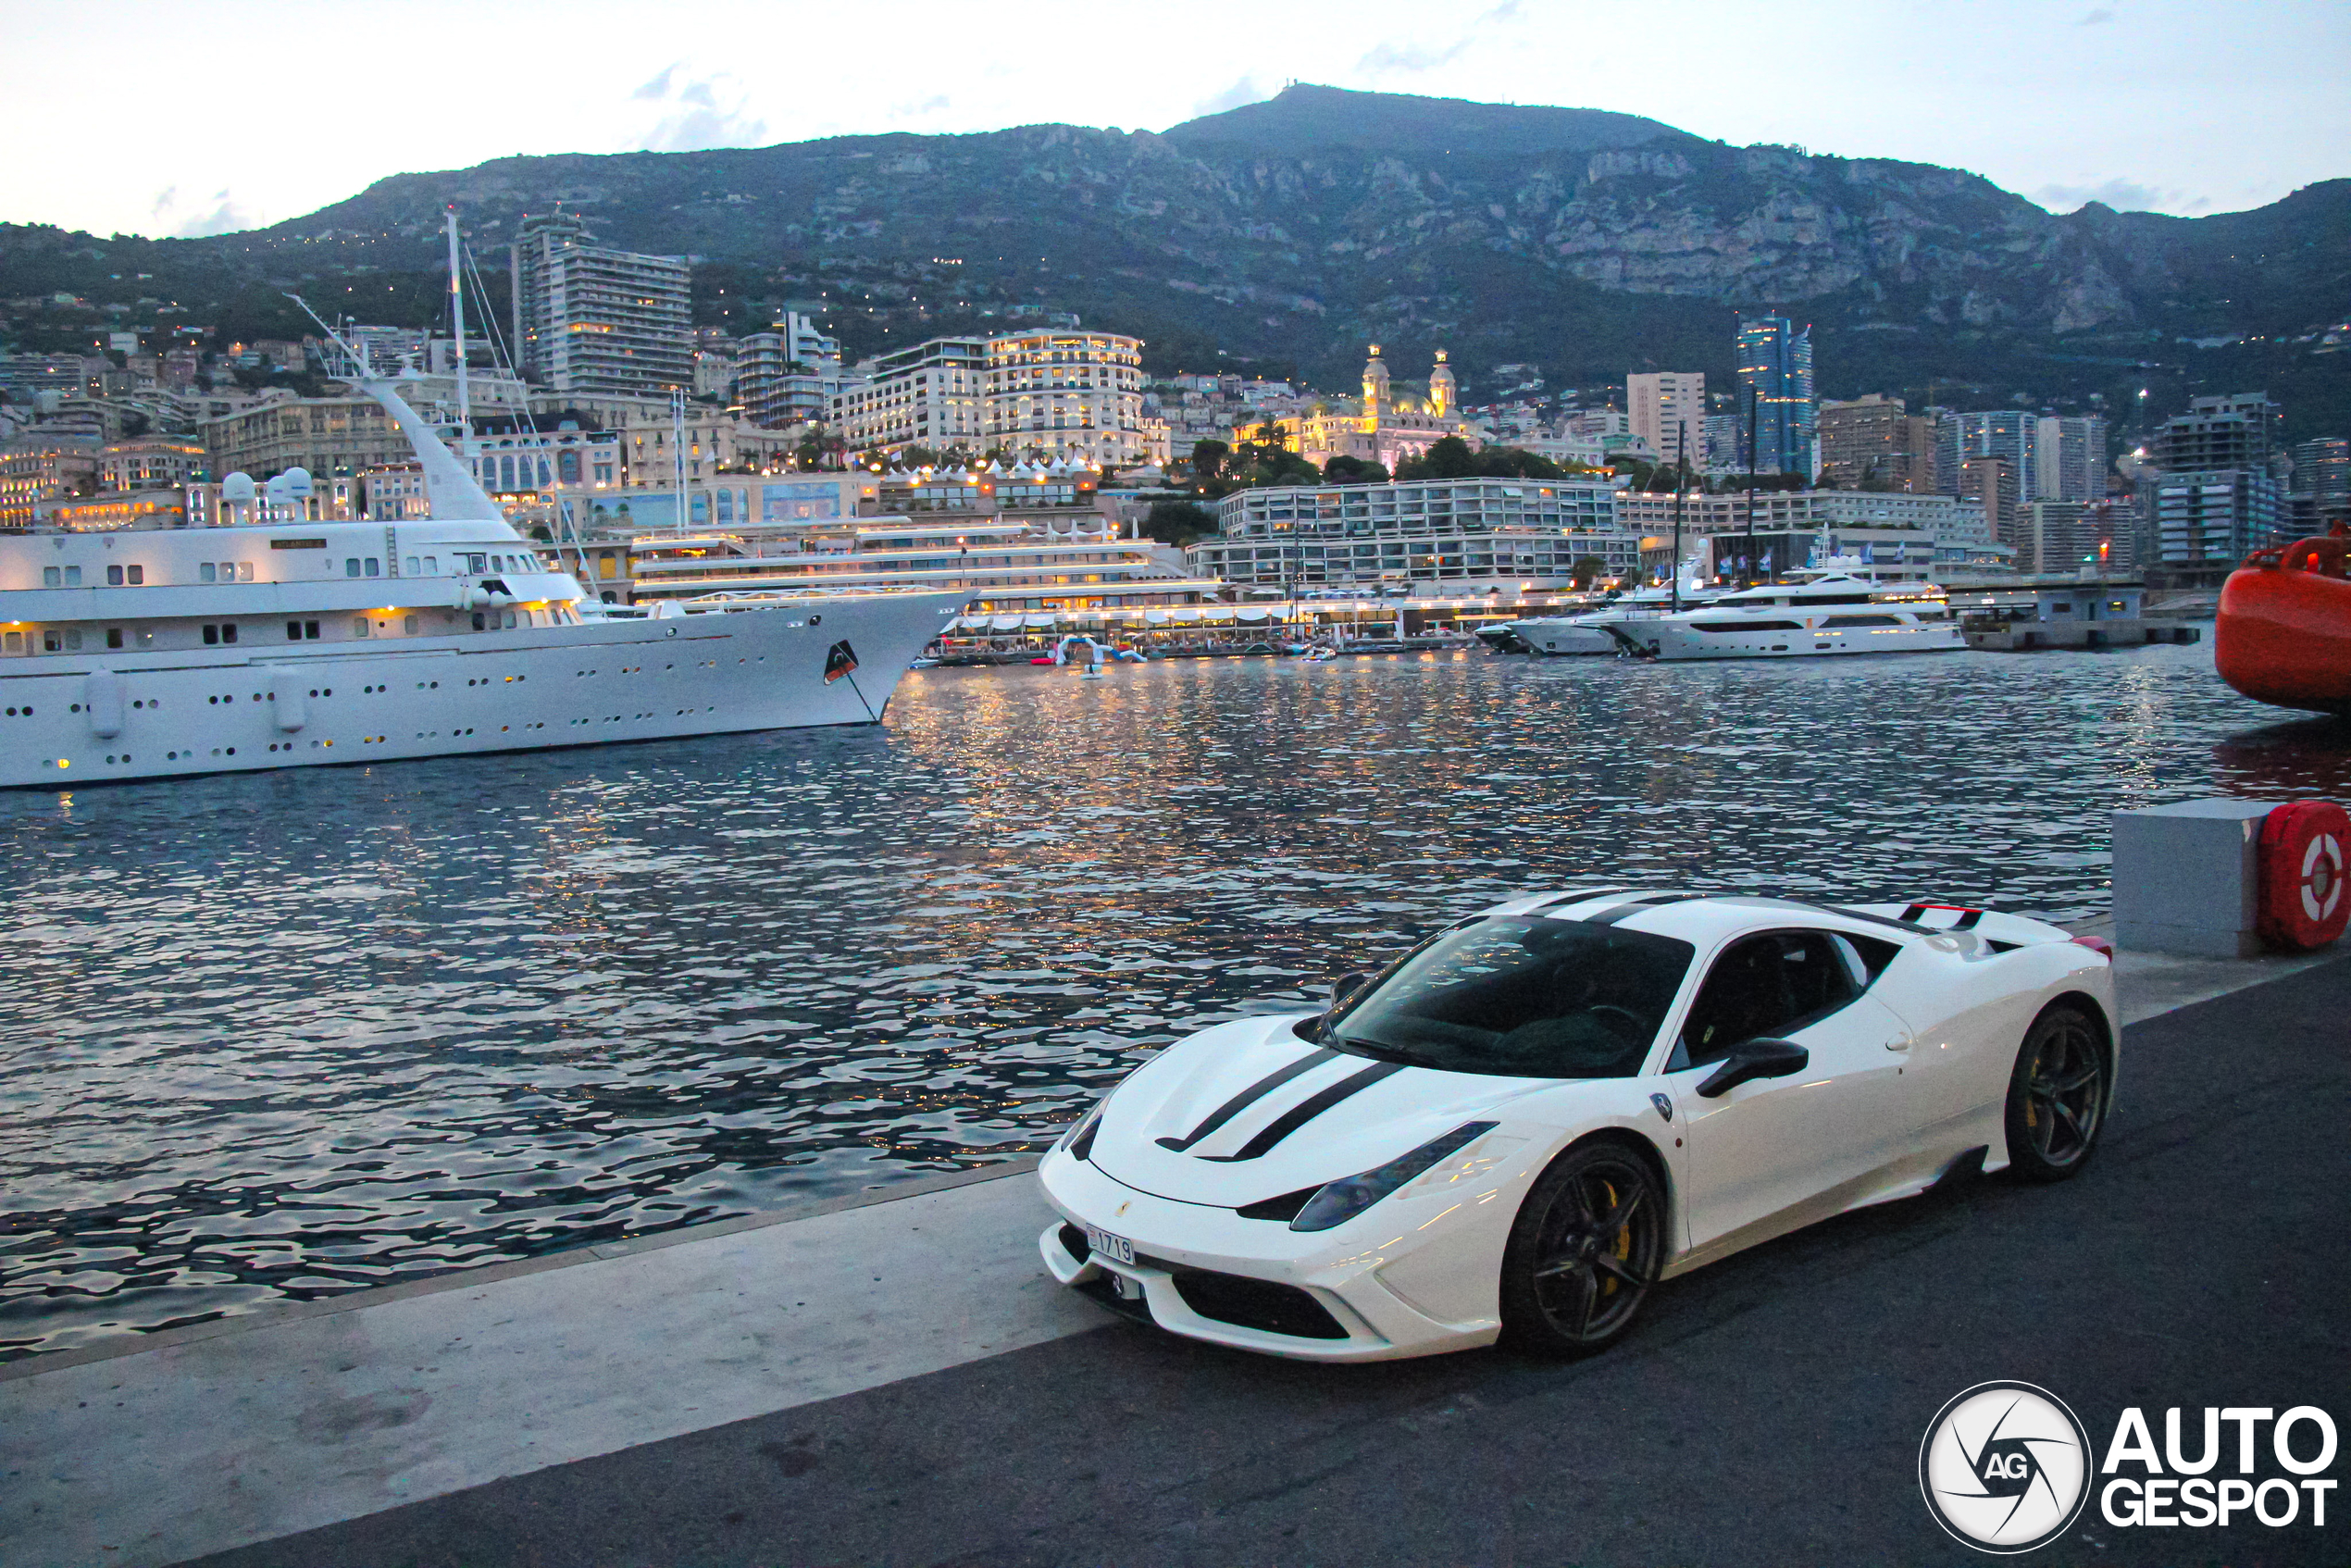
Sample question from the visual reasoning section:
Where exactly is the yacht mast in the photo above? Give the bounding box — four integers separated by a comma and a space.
444, 208, 472, 474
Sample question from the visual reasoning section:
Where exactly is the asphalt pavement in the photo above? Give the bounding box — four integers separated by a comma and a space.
187, 958, 2351, 1568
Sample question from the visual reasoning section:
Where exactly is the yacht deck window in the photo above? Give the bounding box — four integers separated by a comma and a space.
43, 567, 58, 587
365, 558, 380, 578
345, 558, 360, 577
106, 628, 123, 649
405, 557, 420, 576
1820, 615, 1902, 628
353, 618, 370, 638
424, 556, 438, 574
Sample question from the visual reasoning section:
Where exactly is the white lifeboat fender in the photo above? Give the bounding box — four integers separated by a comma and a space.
454, 580, 475, 612
81, 668, 124, 739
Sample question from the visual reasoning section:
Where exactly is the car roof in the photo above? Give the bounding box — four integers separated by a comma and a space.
1473, 889, 1923, 946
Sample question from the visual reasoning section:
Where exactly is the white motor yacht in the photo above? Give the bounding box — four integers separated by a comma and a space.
0, 279, 961, 789
1608, 571, 1964, 662
1494, 575, 1726, 656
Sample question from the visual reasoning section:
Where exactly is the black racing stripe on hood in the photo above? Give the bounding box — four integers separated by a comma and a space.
1155, 1047, 1337, 1151
1200, 1061, 1407, 1163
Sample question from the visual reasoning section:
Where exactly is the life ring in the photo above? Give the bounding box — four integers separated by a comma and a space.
2258, 799, 2351, 951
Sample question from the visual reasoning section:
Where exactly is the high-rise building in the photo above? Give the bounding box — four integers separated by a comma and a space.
1817, 394, 1935, 491
2288, 435, 2349, 533
734, 313, 849, 429
1627, 372, 1705, 470
1734, 316, 1813, 477
2033, 416, 2109, 502
1959, 454, 2018, 546
1701, 412, 1746, 472
509, 213, 694, 397
2136, 392, 2291, 566
2021, 499, 2136, 574
2148, 392, 2283, 472
2139, 468, 2284, 566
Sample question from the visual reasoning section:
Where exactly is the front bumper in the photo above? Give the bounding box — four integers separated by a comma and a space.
1036, 1150, 1507, 1363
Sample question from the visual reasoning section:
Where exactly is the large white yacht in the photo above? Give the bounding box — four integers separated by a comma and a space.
0, 362, 961, 790
1607, 570, 1963, 662
1486, 573, 1726, 656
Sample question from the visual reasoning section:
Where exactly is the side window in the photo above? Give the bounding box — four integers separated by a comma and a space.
1675, 931, 1860, 1069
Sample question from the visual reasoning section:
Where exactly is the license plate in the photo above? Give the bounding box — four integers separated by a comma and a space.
1085, 1226, 1136, 1266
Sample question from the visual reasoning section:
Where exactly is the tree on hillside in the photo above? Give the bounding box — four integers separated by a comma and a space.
1188, 438, 1230, 480
1393, 437, 1569, 482
1143, 499, 1218, 546
1324, 454, 1389, 484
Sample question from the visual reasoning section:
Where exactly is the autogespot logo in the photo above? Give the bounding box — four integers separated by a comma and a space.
1921, 1382, 2094, 1553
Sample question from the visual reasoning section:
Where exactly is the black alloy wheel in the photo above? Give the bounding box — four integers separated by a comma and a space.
2004, 1003, 2109, 1182
1499, 1140, 1665, 1358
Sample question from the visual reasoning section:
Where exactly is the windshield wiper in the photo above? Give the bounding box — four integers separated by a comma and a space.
1328, 1036, 1439, 1068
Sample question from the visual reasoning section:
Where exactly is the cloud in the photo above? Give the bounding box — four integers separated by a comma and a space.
2033, 177, 2185, 213
1189, 76, 1273, 118
151, 185, 255, 236
2079, 7, 2114, 22
1357, 38, 1473, 73
632, 67, 768, 153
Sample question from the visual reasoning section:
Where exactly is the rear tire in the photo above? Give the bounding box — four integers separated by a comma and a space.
1499, 1140, 1665, 1358
2004, 1003, 2109, 1182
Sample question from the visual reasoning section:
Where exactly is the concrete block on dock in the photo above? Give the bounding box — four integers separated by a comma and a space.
2112, 799, 2278, 958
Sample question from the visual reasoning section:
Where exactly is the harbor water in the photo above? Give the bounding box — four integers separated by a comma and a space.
5, 644, 2345, 1360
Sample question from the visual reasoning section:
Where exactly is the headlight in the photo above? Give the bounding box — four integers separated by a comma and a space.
1055, 1097, 1107, 1160
1288, 1121, 1499, 1232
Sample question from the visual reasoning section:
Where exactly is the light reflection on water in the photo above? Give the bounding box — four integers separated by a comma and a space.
3, 644, 2344, 1359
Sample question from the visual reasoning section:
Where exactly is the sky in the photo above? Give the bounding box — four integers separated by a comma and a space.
4, 0, 2345, 238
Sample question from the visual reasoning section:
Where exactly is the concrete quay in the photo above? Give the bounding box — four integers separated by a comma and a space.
3, 941, 2345, 1568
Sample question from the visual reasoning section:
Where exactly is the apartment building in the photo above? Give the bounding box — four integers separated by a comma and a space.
828, 330, 1149, 465
831, 337, 987, 454
203, 396, 411, 480
1817, 395, 1936, 491
1627, 372, 1705, 467
1194, 476, 1636, 590
509, 212, 694, 396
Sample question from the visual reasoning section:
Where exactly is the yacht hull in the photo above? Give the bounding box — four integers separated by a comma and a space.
1618, 618, 1966, 661
2, 594, 961, 789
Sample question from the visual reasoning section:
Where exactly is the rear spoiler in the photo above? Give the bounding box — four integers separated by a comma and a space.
1845, 902, 2106, 955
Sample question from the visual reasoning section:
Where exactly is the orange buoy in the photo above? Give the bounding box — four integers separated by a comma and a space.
2257, 799, 2351, 951
2216, 533, 2351, 716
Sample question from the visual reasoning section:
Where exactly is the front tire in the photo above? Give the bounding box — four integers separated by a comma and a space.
2005, 1003, 2109, 1182
1499, 1140, 1665, 1358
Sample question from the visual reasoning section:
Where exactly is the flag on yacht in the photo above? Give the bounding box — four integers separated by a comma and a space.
824, 640, 860, 684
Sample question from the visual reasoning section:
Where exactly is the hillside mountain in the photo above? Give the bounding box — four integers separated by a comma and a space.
4, 84, 2344, 433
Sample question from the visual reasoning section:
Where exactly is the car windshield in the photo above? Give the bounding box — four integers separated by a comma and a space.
1326, 916, 1696, 1078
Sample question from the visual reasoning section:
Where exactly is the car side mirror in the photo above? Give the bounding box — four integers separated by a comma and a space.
1695, 1038, 1809, 1099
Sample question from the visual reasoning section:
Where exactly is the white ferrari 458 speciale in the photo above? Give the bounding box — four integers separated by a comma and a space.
1039, 890, 2118, 1362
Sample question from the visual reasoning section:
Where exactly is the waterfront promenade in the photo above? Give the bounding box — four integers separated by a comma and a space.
6, 940, 2345, 1568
